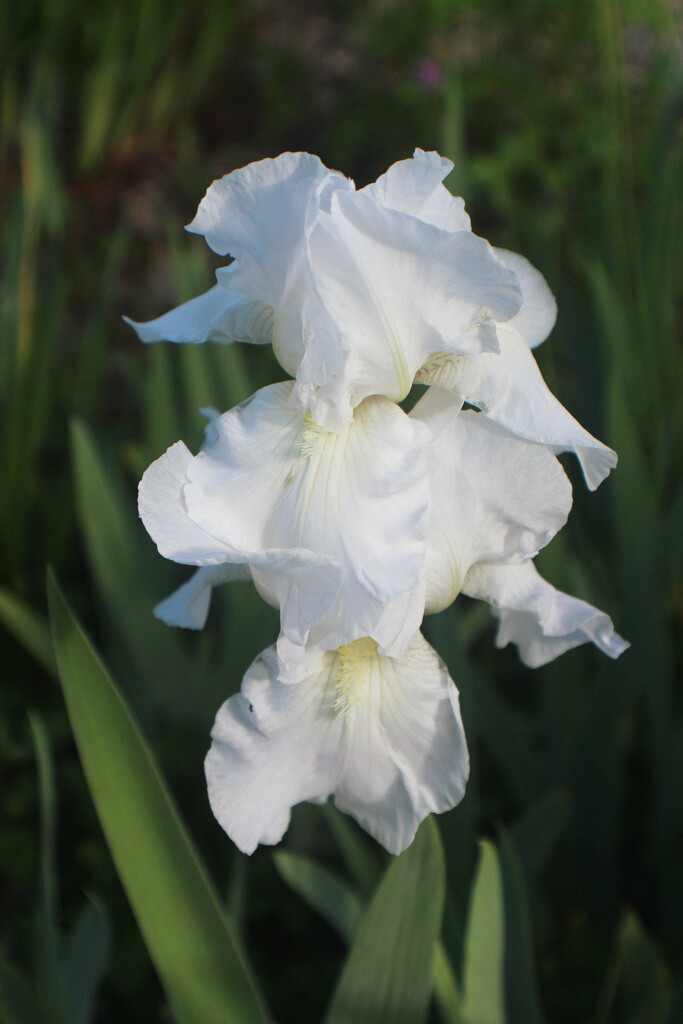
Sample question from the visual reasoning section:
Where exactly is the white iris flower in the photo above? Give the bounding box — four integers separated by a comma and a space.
126, 148, 615, 486
205, 635, 469, 856
132, 149, 628, 855
126, 150, 519, 424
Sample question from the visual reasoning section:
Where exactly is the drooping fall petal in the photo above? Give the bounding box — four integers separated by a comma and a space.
463, 560, 629, 666
417, 324, 616, 490
124, 273, 273, 346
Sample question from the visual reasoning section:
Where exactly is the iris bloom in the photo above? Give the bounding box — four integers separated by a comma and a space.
131, 150, 628, 855
126, 149, 615, 487
139, 383, 578, 664
205, 635, 469, 855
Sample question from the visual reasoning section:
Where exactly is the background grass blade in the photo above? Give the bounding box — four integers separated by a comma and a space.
321, 803, 383, 896
69, 418, 212, 728
28, 711, 65, 1024
273, 851, 363, 945
0, 959, 38, 1024
275, 848, 464, 1024
63, 899, 111, 1024
498, 832, 545, 1024
0, 587, 55, 676
324, 817, 445, 1024
47, 568, 270, 1024
594, 911, 672, 1024
509, 791, 571, 883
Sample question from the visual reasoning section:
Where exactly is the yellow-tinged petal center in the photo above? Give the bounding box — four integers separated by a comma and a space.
299, 413, 329, 458
333, 637, 379, 716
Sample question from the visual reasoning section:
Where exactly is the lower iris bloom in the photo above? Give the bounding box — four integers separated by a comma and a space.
205, 635, 468, 856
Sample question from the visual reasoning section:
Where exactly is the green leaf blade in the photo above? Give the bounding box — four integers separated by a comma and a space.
324, 817, 445, 1024
0, 958, 38, 1024
462, 840, 506, 1024
47, 569, 269, 1024
28, 712, 65, 1024
0, 587, 55, 675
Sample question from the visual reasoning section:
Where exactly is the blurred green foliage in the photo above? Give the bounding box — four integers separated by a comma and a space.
0, 0, 681, 1020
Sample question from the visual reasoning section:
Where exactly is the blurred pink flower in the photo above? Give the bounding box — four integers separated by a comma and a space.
414, 58, 443, 90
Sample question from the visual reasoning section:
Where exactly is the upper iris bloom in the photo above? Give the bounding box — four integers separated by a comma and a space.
126, 151, 519, 428
126, 149, 615, 488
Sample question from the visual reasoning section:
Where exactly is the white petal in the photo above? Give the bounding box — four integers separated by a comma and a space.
417, 324, 617, 490
363, 149, 471, 232
463, 561, 630, 667
154, 564, 251, 629
277, 567, 428, 682
494, 249, 557, 347
205, 635, 469, 855
187, 152, 351, 311
184, 382, 429, 648
371, 579, 427, 659
199, 406, 220, 446
124, 279, 273, 346
293, 191, 522, 428
138, 435, 341, 644
250, 555, 342, 649
334, 635, 468, 855
412, 390, 572, 613
205, 645, 341, 854
139, 441, 238, 565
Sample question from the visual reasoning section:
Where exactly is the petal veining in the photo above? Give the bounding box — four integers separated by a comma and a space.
138, 432, 341, 644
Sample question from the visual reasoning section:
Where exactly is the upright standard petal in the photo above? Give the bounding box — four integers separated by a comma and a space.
463, 561, 629, 667
292, 191, 522, 429
205, 634, 469, 855
417, 324, 617, 489
363, 148, 471, 232
123, 273, 273, 346
188, 152, 351, 311
411, 389, 573, 613
494, 249, 557, 347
